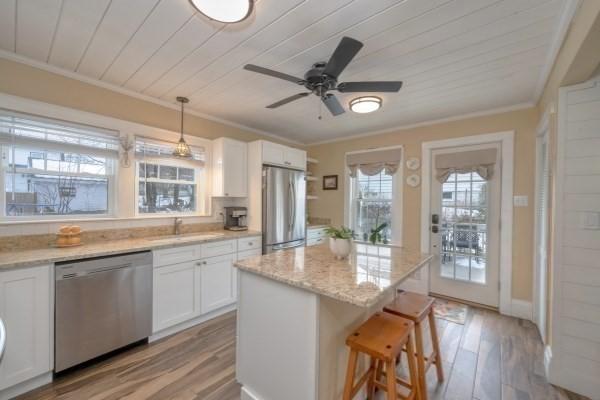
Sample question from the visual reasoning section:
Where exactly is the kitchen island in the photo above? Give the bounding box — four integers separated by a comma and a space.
234, 243, 432, 400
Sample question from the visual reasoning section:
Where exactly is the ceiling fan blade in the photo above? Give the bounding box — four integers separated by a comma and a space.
322, 94, 345, 116
266, 93, 310, 109
337, 81, 403, 93
323, 37, 363, 79
244, 64, 303, 84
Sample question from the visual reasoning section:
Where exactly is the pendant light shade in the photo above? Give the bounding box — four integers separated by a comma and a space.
173, 97, 192, 158
189, 0, 254, 23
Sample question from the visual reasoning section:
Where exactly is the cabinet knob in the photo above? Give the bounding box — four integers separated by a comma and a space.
248, 242, 253, 246
225, 193, 229, 196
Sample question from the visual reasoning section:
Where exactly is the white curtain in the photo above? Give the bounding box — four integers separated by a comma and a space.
346, 148, 402, 177
435, 148, 497, 183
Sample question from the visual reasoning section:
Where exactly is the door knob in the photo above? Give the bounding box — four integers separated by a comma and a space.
431, 225, 439, 233
431, 214, 439, 224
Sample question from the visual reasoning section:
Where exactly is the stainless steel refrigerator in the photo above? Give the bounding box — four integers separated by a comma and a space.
262, 165, 306, 253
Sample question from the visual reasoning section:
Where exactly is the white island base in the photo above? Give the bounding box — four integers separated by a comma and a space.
236, 270, 395, 400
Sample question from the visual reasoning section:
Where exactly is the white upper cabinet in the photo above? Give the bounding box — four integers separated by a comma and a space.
261, 141, 306, 170
212, 137, 248, 197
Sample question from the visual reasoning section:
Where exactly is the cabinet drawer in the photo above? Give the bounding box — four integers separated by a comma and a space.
307, 228, 326, 240
153, 245, 200, 267
200, 239, 237, 258
237, 236, 261, 252
307, 237, 325, 247
237, 248, 262, 261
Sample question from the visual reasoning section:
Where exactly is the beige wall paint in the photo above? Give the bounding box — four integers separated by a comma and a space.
0, 58, 301, 147
307, 108, 538, 301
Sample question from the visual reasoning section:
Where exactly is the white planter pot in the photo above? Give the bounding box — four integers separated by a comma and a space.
329, 238, 352, 259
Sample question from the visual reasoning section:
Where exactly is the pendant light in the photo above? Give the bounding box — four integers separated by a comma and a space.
189, 0, 254, 23
173, 97, 192, 158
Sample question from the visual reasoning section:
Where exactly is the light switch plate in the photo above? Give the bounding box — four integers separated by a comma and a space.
513, 195, 528, 207
581, 212, 600, 230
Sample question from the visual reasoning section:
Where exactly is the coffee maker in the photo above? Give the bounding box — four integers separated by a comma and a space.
224, 207, 248, 231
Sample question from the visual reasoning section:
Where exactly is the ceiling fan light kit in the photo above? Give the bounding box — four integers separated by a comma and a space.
349, 96, 382, 113
189, 0, 253, 23
243, 36, 403, 117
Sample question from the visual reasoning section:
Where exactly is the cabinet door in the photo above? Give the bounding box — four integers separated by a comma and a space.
284, 147, 307, 170
223, 139, 248, 197
153, 261, 200, 333
262, 141, 285, 166
199, 253, 236, 314
0, 265, 51, 390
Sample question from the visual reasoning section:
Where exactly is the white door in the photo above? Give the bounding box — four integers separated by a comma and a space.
429, 146, 501, 307
199, 253, 236, 314
534, 128, 550, 342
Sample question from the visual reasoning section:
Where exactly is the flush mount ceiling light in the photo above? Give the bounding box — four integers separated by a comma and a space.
349, 96, 382, 114
173, 97, 192, 158
189, 0, 254, 23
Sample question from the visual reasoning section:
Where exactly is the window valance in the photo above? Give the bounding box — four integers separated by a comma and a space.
435, 148, 497, 183
346, 148, 402, 177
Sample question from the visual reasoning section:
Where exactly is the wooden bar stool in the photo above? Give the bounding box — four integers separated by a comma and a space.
383, 291, 444, 400
343, 312, 420, 400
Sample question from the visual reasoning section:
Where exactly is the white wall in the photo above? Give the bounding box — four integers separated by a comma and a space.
549, 77, 600, 399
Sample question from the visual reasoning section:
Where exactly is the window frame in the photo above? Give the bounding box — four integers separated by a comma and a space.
134, 155, 207, 217
0, 144, 117, 221
344, 146, 403, 246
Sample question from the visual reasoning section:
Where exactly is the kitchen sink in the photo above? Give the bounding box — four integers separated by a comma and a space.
146, 233, 225, 244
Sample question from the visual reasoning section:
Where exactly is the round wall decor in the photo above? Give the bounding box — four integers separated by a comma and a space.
406, 174, 421, 187
406, 157, 421, 171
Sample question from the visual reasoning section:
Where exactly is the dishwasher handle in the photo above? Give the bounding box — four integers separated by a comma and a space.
0, 318, 6, 361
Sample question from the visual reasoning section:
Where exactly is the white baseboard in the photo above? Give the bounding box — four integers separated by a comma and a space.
509, 299, 533, 320
241, 386, 262, 400
149, 303, 237, 342
0, 372, 52, 400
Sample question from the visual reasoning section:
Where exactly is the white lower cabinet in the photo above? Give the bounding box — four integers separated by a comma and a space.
199, 253, 236, 314
152, 236, 261, 334
0, 264, 52, 391
153, 261, 200, 333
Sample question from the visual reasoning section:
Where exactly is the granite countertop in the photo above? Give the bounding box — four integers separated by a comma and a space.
0, 230, 261, 270
234, 242, 432, 307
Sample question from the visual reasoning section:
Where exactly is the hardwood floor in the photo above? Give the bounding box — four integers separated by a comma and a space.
17, 307, 588, 400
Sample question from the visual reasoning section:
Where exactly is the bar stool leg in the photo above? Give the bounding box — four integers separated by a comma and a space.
385, 357, 398, 400
428, 311, 444, 381
405, 333, 420, 400
343, 349, 359, 400
367, 357, 377, 399
414, 323, 428, 400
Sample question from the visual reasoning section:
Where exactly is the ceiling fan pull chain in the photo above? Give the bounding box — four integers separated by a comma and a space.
318, 98, 322, 120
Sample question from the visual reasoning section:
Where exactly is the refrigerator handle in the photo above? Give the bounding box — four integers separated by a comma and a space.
291, 178, 296, 232
288, 181, 293, 232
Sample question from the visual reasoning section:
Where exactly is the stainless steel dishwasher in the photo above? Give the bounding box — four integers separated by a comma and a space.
55, 251, 152, 372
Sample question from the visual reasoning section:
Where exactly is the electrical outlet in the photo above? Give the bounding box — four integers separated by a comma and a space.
581, 212, 600, 230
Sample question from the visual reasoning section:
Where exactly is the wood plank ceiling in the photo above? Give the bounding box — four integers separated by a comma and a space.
0, 0, 572, 144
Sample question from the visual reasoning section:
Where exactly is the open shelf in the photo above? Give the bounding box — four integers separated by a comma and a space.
306, 176, 318, 182
306, 195, 319, 200
307, 157, 319, 164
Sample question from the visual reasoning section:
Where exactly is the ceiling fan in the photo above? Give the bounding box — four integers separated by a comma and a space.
243, 36, 403, 116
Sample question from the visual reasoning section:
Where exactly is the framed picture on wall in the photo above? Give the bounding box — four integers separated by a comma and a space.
323, 175, 338, 190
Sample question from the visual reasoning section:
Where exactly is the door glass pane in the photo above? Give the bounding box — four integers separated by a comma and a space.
439, 172, 488, 284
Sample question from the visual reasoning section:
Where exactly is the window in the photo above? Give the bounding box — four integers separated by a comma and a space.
0, 110, 118, 218
135, 138, 205, 215
347, 151, 402, 244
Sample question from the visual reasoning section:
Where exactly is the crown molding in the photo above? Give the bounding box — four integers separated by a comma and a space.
0, 50, 304, 146
306, 102, 535, 146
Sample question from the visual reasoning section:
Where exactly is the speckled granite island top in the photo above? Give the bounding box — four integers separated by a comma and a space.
0, 230, 261, 270
234, 243, 433, 307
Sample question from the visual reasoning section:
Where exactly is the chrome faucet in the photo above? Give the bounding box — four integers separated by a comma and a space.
174, 218, 183, 235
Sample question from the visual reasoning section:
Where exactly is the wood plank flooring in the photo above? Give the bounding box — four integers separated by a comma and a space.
17, 307, 588, 400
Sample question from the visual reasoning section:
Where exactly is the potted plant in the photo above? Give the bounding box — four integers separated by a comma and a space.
369, 222, 388, 245
324, 226, 354, 259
